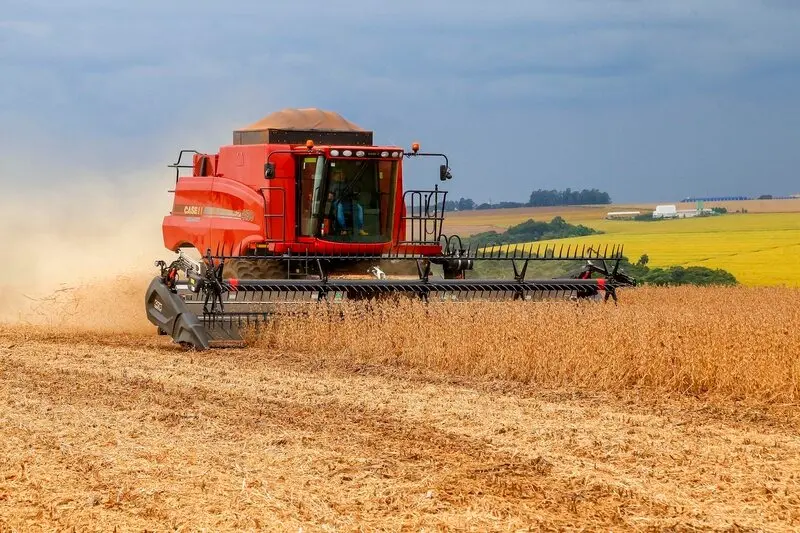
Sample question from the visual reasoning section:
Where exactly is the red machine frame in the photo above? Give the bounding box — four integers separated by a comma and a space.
163, 142, 448, 259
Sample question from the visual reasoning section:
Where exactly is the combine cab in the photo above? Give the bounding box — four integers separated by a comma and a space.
145, 108, 635, 349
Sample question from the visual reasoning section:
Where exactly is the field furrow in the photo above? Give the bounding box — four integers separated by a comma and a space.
2, 283, 800, 530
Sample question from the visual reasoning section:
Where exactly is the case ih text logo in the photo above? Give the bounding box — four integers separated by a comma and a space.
176, 205, 254, 221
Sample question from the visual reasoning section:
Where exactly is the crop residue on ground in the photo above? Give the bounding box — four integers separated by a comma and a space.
2, 283, 799, 530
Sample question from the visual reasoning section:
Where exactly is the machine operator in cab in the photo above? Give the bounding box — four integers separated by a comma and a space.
326, 167, 368, 236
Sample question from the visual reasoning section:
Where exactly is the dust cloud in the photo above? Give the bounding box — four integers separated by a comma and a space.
0, 171, 176, 332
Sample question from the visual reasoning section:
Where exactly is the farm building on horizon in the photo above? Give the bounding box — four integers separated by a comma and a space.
653, 205, 678, 219
605, 211, 641, 220
681, 196, 749, 202
681, 195, 800, 202
653, 204, 713, 219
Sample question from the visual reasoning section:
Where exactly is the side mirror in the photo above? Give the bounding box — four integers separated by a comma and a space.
264, 162, 275, 179
439, 164, 452, 181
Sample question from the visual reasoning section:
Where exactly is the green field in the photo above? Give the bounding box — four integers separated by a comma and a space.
446, 207, 800, 287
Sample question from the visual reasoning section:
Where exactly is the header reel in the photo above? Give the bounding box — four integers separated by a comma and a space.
145, 241, 636, 350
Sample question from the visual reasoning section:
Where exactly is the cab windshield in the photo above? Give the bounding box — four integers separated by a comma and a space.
299, 157, 398, 243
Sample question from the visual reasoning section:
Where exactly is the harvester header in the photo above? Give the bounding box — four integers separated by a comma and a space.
146, 108, 635, 349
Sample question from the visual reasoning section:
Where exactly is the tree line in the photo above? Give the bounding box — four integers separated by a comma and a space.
622, 255, 738, 286
443, 188, 612, 211
464, 216, 601, 248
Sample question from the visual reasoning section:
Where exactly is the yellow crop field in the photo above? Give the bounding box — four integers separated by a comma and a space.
478, 212, 800, 287
584, 211, 800, 235
535, 215, 799, 286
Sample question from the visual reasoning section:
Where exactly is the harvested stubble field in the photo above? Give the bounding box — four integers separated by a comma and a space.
2, 283, 800, 531
443, 199, 800, 235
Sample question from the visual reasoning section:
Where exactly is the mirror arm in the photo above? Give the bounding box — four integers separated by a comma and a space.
404, 152, 449, 168
403, 152, 453, 181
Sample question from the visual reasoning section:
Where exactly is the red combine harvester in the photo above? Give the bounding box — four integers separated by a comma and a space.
145, 108, 635, 349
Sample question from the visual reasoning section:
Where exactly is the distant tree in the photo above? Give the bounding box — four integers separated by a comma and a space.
464, 217, 601, 248
457, 197, 476, 211
528, 188, 612, 207
644, 266, 737, 286
490, 201, 528, 209
442, 188, 612, 212
620, 257, 737, 286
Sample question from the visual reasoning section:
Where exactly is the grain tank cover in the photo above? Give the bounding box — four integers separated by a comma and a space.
233, 107, 374, 146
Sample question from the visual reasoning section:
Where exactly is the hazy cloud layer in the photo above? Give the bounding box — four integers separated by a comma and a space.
2, 0, 799, 201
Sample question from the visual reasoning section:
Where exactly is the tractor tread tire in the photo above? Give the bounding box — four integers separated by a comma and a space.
222, 258, 288, 280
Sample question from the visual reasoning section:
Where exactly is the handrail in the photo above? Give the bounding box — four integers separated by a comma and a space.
400, 185, 447, 245
260, 187, 286, 242
168, 149, 201, 183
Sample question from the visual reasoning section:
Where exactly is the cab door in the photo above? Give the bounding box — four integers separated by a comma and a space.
296, 155, 326, 238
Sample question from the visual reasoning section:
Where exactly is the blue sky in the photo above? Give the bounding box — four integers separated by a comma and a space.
2, 0, 799, 203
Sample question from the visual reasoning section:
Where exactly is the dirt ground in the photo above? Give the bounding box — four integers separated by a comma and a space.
2, 328, 798, 531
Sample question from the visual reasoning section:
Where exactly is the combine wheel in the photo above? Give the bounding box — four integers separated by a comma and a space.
222, 258, 288, 280
442, 264, 465, 280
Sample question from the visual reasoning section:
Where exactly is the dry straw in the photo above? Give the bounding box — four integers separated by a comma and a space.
6, 277, 799, 404
253, 285, 800, 404
2, 283, 800, 529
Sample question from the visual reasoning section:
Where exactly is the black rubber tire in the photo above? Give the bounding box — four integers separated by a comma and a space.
222, 258, 288, 279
